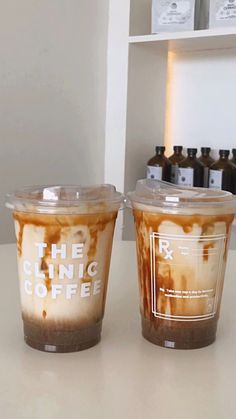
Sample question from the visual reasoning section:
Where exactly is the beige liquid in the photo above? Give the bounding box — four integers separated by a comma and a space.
14, 211, 117, 351
133, 209, 233, 349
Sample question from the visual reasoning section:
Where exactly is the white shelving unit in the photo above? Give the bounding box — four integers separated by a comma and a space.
105, 0, 236, 239
129, 27, 236, 52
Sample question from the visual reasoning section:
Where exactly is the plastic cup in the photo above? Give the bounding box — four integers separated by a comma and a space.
6, 185, 123, 353
127, 180, 236, 350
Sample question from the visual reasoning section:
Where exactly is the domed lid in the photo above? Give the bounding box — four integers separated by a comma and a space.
127, 179, 236, 212
6, 184, 124, 214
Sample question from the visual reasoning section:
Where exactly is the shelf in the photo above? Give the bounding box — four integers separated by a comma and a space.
129, 28, 236, 52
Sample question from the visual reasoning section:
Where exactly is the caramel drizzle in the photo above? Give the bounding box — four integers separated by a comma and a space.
13, 211, 118, 320
16, 220, 24, 257
133, 210, 234, 322
203, 243, 215, 262
41, 226, 61, 291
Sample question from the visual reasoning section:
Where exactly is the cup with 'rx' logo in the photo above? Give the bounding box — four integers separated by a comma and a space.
127, 179, 236, 350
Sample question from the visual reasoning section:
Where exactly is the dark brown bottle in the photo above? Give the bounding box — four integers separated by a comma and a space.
147, 146, 171, 182
169, 145, 185, 184
209, 150, 236, 193
231, 149, 236, 165
199, 147, 215, 188
231, 150, 236, 194
177, 148, 204, 187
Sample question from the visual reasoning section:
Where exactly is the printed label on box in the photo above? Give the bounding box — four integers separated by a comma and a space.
152, 0, 195, 33
158, 1, 192, 25
216, 0, 236, 21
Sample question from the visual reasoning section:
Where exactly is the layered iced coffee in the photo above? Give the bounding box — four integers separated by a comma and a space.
6, 185, 123, 352
128, 180, 236, 349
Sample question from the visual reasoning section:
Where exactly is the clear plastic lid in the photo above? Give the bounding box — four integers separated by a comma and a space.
127, 180, 236, 213
6, 184, 124, 215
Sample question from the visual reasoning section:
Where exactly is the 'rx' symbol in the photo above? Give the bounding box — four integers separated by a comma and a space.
159, 239, 173, 260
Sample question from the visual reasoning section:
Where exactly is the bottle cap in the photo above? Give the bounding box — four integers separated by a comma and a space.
173, 146, 183, 153
201, 147, 211, 154
187, 148, 197, 155
155, 146, 165, 154
219, 150, 230, 157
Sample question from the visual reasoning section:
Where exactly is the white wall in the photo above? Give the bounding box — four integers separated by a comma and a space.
167, 48, 236, 157
0, 0, 109, 243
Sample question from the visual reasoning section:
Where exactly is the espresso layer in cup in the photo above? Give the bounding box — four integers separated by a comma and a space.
14, 211, 117, 346
133, 209, 233, 349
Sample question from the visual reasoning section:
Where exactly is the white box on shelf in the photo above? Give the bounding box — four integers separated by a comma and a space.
152, 0, 196, 33
209, 0, 236, 28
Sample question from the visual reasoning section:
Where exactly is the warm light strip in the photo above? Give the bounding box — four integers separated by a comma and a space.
164, 51, 175, 155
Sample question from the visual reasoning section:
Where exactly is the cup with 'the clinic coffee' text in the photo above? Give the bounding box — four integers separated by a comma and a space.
6, 185, 123, 353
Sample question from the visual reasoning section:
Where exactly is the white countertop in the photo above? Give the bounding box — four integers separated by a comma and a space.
1, 241, 236, 419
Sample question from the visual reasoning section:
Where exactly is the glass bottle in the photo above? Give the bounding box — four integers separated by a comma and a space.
199, 147, 215, 188
177, 148, 204, 187
147, 146, 171, 182
209, 150, 236, 193
230, 149, 236, 165
169, 145, 185, 184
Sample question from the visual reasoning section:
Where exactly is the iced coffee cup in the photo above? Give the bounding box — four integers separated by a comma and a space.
127, 180, 236, 349
6, 185, 123, 353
